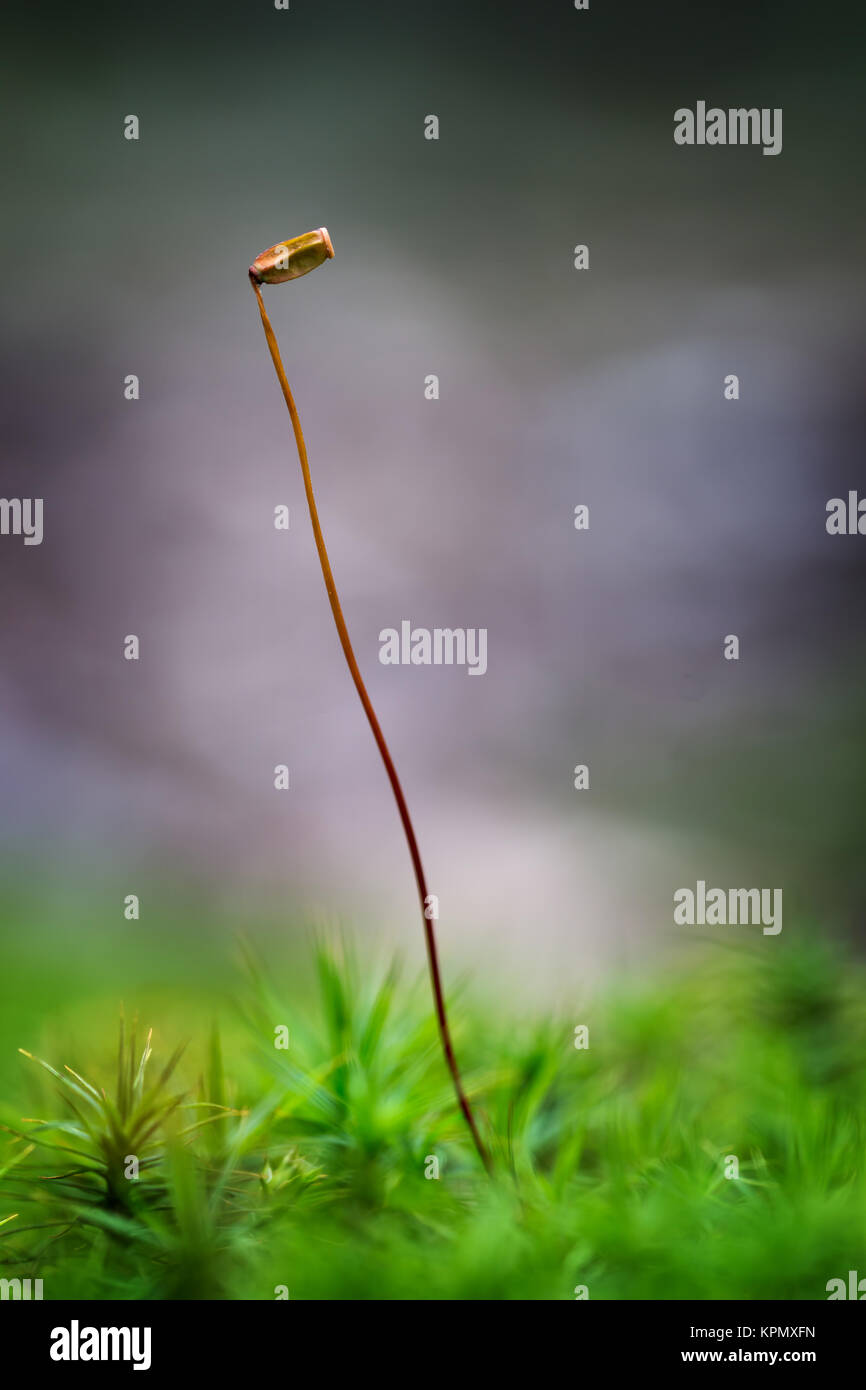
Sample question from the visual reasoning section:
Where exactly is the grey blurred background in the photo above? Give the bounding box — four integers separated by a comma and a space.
1, 0, 864, 993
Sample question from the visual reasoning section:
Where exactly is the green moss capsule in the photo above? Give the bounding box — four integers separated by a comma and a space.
248, 227, 334, 285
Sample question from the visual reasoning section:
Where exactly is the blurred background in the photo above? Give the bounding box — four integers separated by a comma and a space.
0, 0, 864, 1032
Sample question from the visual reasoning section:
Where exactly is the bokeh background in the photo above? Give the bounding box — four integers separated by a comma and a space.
1, 0, 865, 1049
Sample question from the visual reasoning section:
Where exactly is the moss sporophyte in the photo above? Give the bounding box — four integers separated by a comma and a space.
249, 230, 491, 1174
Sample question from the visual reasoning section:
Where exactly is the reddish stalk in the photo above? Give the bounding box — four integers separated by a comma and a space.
250, 271, 491, 1174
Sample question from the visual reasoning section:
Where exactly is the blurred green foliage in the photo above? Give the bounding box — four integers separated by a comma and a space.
1, 917, 865, 1300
